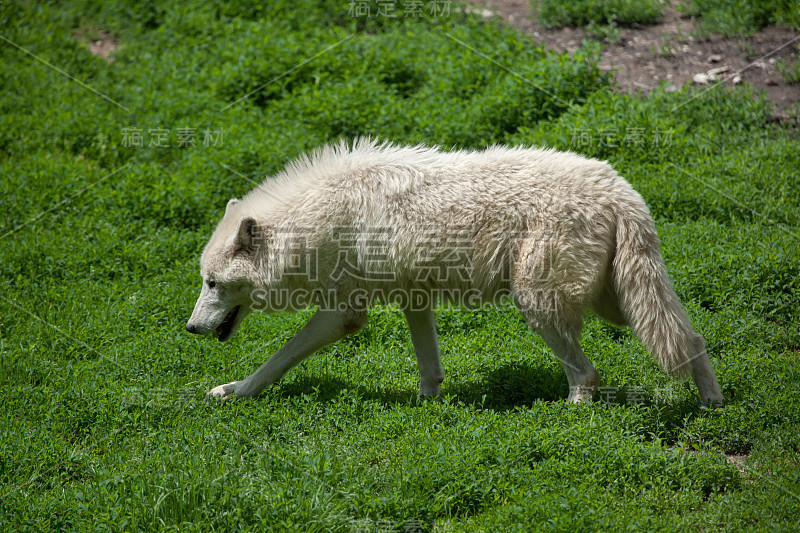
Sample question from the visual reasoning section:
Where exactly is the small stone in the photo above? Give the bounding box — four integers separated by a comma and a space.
732, 75, 742, 85
693, 73, 710, 84
708, 54, 723, 63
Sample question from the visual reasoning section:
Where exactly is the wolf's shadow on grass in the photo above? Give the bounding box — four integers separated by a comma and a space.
274, 361, 569, 410
448, 362, 569, 408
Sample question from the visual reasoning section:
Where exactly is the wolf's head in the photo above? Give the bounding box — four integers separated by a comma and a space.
185, 198, 260, 342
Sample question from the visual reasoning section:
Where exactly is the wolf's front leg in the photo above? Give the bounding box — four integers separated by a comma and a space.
403, 307, 444, 397
208, 307, 367, 399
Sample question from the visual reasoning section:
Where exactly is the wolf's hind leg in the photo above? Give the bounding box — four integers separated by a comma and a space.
686, 333, 724, 407
403, 307, 444, 397
535, 326, 600, 403
208, 307, 367, 399
590, 279, 628, 326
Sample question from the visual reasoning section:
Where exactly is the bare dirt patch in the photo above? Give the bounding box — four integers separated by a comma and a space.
74, 29, 120, 62
475, 0, 800, 118
725, 453, 748, 471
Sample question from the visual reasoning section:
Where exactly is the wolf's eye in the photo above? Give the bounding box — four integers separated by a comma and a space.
207, 279, 216, 289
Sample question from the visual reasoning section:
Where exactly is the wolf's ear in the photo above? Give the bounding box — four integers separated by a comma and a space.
232, 216, 258, 254
225, 198, 240, 214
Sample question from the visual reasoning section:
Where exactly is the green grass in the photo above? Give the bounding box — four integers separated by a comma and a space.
2, 1, 800, 531
777, 46, 800, 83
534, 0, 665, 28
681, 0, 800, 36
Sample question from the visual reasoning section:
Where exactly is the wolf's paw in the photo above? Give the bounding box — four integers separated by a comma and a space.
567, 385, 596, 404
207, 380, 252, 399
418, 379, 442, 398
700, 397, 725, 411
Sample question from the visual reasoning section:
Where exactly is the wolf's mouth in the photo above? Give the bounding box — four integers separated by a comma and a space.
215, 305, 240, 342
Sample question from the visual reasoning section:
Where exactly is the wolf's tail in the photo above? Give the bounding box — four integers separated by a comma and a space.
612, 205, 697, 378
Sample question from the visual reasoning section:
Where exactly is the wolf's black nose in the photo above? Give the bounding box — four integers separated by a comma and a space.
186, 323, 197, 334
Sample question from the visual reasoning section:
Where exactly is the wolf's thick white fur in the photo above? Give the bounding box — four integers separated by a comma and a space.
187, 139, 723, 405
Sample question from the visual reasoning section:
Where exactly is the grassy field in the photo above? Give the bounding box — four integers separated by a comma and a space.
1, 1, 799, 531
535, 0, 800, 35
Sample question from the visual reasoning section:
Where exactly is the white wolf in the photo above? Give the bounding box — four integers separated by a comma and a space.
186, 139, 723, 405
